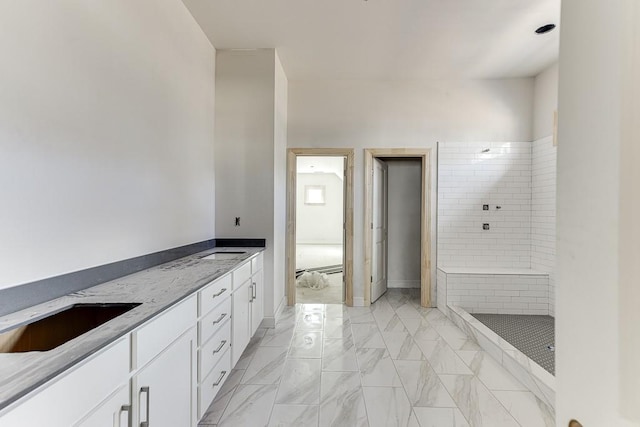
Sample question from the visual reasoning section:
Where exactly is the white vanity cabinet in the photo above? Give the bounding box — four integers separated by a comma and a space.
0, 336, 130, 427
76, 386, 130, 427
131, 295, 197, 427
231, 278, 252, 366
231, 253, 264, 366
0, 250, 265, 427
196, 274, 232, 419
250, 254, 264, 336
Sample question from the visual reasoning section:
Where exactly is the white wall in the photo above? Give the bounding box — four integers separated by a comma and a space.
0, 0, 216, 289
438, 142, 532, 269
386, 159, 421, 288
288, 78, 534, 305
533, 62, 559, 141
296, 173, 344, 245
532, 62, 559, 317
272, 52, 288, 316
556, 0, 640, 424
215, 49, 287, 321
531, 136, 557, 316
619, 0, 640, 418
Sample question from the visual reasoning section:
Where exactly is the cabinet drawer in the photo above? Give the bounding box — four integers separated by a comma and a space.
251, 254, 263, 275
134, 295, 196, 369
233, 262, 251, 290
198, 349, 231, 419
199, 296, 231, 346
199, 320, 231, 382
199, 274, 232, 316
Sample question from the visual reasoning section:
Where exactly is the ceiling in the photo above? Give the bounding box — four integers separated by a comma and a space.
297, 156, 344, 179
182, 0, 560, 81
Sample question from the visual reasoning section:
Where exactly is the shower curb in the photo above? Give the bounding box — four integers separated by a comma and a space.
443, 304, 556, 409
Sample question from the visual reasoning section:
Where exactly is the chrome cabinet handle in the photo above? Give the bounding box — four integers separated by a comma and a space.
139, 387, 150, 427
213, 340, 227, 354
212, 370, 227, 387
119, 404, 131, 427
212, 313, 227, 325
252, 282, 257, 300
249, 284, 254, 302
212, 288, 227, 298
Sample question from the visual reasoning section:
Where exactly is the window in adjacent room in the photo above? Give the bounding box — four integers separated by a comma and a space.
304, 185, 326, 205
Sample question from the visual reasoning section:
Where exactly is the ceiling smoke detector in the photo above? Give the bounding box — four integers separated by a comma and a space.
535, 24, 556, 34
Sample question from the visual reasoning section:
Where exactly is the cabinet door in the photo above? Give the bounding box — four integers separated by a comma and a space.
76, 386, 130, 427
134, 328, 196, 427
0, 337, 129, 427
250, 270, 264, 335
231, 280, 251, 366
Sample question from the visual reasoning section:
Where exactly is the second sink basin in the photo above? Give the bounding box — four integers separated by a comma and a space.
200, 251, 246, 261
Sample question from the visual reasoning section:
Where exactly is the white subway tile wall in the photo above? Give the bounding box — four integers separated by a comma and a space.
445, 272, 550, 315
438, 142, 532, 269
531, 136, 557, 316
437, 141, 557, 316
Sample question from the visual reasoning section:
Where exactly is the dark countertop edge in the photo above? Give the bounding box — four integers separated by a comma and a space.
0, 246, 265, 413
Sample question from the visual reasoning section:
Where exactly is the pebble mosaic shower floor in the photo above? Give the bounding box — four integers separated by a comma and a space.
471, 313, 555, 375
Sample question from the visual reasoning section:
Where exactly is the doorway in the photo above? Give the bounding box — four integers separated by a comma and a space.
364, 149, 432, 307
286, 148, 354, 306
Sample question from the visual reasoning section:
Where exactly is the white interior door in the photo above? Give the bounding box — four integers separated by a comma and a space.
371, 158, 388, 303
342, 156, 347, 303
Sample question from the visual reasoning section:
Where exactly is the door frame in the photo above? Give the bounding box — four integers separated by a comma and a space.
364, 148, 432, 307
286, 148, 355, 306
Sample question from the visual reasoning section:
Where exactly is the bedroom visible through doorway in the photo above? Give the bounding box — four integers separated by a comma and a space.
295, 156, 345, 304
286, 148, 354, 306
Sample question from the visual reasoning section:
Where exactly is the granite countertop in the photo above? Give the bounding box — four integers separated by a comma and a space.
0, 246, 265, 412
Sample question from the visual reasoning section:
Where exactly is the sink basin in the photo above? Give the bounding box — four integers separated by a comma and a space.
0, 303, 141, 353
200, 251, 246, 261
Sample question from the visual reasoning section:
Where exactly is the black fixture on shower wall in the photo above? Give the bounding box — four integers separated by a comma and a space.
535, 24, 556, 34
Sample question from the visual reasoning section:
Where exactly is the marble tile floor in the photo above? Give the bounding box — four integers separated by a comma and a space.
198, 289, 554, 427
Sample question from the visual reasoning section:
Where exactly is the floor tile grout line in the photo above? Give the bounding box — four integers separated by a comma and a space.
387, 298, 479, 427
387, 297, 469, 427
449, 334, 544, 426
346, 306, 373, 427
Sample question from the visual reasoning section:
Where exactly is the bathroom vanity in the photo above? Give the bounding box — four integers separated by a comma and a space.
0, 248, 265, 426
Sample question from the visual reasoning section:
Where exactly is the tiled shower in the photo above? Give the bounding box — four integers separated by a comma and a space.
435, 139, 558, 400
437, 139, 557, 317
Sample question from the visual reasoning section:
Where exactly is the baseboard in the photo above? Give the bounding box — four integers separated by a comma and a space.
261, 317, 276, 328
388, 280, 421, 289
353, 297, 365, 307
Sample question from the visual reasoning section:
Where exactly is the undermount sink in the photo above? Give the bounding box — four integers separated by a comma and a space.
0, 303, 141, 353
200, 251, 246, 261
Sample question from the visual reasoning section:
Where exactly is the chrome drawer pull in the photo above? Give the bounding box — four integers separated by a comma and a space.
252, 281, 257, 300
212, 313, 227, 325
212, 288, 227, 298
213, 340, 227, 354
213, 370, 227, 387
119, 404, 131, 427
140, 387, 150, 427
